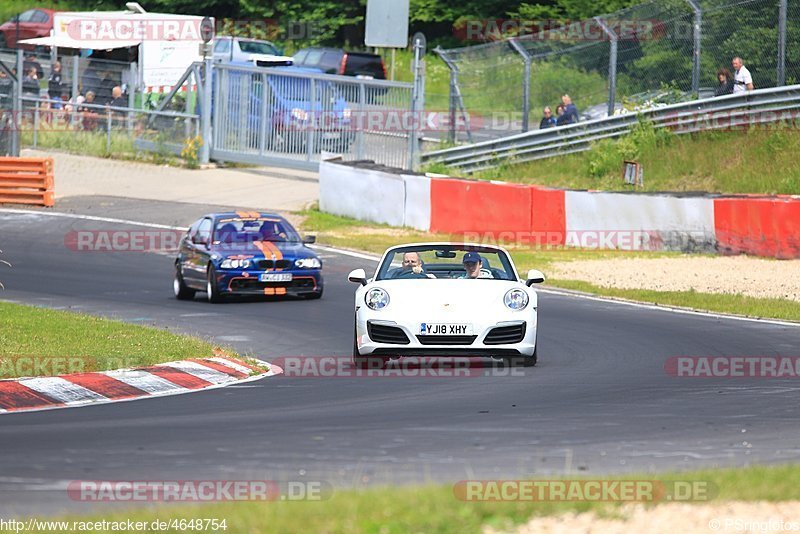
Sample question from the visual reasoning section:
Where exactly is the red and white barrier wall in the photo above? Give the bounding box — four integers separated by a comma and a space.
319, 161, 800, 259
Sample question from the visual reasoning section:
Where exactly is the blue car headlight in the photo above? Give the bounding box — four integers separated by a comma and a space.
365, 288, 389, 310
504, 289, 529, 310
220, 258, 251, 269
295, 258, 321, 269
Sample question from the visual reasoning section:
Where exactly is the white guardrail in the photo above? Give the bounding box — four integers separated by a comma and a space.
421, 85, 800, 173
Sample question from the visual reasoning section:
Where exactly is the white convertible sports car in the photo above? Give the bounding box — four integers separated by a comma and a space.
348, 243, 545, 368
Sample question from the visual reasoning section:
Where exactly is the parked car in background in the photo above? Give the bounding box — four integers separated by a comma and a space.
293, 47, 387, 80
0, 8, 56, 49
213, 36, 293, 67
221, 64, 353, 154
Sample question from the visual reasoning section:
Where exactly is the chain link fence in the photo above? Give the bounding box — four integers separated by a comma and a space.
437, 0, 800, 143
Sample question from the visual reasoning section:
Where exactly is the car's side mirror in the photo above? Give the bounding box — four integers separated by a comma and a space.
303, 235, 316, 244
526, 269, 546, 286
348, 268, 367, 286
192, 233, 209, 246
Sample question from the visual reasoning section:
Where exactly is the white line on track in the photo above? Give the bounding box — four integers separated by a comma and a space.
1, 207, 797, 328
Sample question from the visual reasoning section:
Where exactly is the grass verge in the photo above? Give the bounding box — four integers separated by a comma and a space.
53, 464, 800, 533
0, 301, 228, 379
299, 208, 800, 322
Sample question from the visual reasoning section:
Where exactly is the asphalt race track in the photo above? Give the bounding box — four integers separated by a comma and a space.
1, 197, 799, 517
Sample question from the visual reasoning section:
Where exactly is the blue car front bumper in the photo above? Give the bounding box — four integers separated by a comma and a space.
213, 268, 323, 297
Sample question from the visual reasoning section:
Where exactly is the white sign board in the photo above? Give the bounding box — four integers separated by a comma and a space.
365, 0, 409, 48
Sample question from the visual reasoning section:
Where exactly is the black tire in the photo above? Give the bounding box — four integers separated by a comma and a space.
352, 317, 388, 369
206, 266, 223, 303
173, 266, 195, 300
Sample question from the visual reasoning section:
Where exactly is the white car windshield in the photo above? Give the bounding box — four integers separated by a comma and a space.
376, 245, 516, 281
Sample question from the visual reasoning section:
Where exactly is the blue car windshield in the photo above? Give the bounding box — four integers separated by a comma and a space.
213, 217, 301, 243
270, 76, 339, 102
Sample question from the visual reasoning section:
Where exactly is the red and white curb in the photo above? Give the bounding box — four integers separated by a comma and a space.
0, 357, 283, 414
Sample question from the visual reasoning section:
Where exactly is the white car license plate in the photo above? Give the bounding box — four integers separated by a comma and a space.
419, 323, 473, 336
260, 273, 292, 282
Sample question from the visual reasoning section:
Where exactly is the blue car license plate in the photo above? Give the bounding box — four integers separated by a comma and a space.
260, 273, 292, 282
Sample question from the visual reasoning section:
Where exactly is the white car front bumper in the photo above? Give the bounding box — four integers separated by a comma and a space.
355, 312, 537, 358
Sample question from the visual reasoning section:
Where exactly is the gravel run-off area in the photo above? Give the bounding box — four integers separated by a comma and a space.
550, 256, 800, 302
492, 501, 800, 534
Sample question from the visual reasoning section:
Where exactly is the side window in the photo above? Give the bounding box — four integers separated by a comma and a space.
214, 39, 230, 54
197, 218, 212, 242
293, 50, 309, 65
32, 10, 50, 23
320, 51, 342, 74
304, 50, 324, 67
17, 10, 36, 23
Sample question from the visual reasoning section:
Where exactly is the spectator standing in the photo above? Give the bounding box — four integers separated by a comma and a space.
48, 61, 65, 107
539, 106, 557, 129
714, 68, 734, 96
559, 94, 579, 125
22, 67, 39, 96
23, 53, 44, 79
731, 57, 754, 93
0, 70, 12, 110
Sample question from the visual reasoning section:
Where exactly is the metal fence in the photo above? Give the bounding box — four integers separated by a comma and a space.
436, 0, 800, 143
211, 62, 415, 170
421, 84, 800, 172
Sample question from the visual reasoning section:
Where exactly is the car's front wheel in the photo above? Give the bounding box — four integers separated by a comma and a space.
206, 266, 223, 303
173, 266, 196, 300
504, 343, 537, 368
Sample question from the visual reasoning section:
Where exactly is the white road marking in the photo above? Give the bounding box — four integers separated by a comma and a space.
156, 361, 237, 385
208, 357, 256, 375
18, 377, 106, 404
103, 369, 183, 394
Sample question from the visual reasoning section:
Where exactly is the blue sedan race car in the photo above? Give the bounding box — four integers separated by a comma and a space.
173, 212, 323, 302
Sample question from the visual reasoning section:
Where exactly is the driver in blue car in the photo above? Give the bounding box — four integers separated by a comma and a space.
460, 252, 494, 279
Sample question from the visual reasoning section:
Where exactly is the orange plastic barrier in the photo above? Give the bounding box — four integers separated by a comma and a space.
429, 178, 532, 235
0, 157, 54, 207
714, 196, 800, 259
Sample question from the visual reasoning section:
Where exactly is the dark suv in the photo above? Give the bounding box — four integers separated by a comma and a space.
292, 48, 387, 80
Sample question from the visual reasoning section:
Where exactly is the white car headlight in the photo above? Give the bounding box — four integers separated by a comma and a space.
365, 288, 390, 310
504, 289, 529, 310
295, 258, 321, 269
220, 258, 251, 269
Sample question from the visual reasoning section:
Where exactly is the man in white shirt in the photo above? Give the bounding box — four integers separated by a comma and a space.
732, 57, 754, 93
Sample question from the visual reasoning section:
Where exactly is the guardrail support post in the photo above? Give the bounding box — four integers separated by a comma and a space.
357, 82, 366, 159
778, 0, 787, 86
594, 17, 618, 117
685, 0, 702, 98
71, 57, 79, 103
306, 78, 316, 162
199, 57, 212, 164
435, 47, 473, 145
509, 38, 532, 132
11, 49, 22, 156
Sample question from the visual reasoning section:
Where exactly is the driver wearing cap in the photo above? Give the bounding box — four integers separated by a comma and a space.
459, 252, 493, 279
